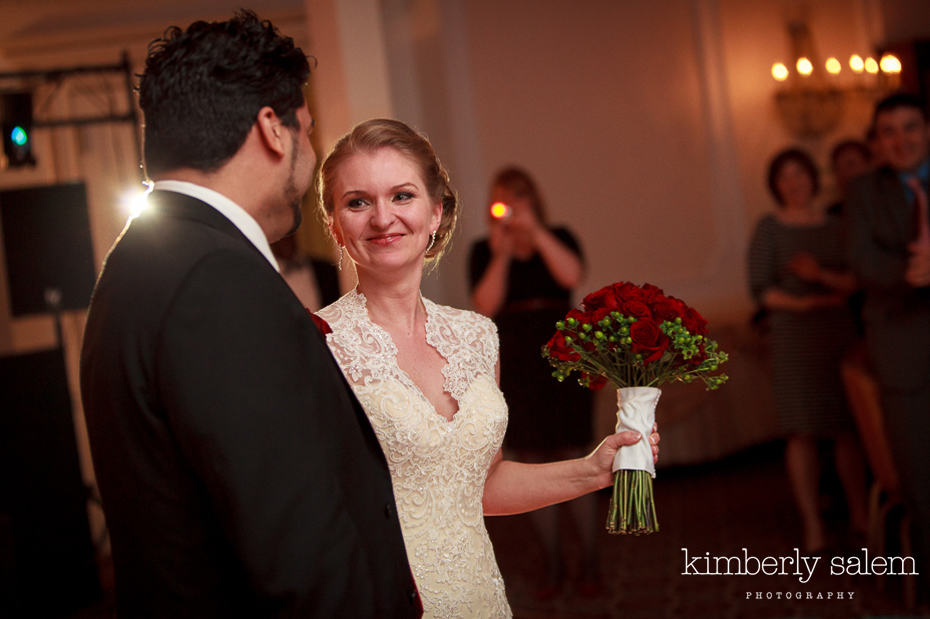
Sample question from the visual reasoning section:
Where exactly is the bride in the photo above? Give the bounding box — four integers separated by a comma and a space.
315, 119, 658, 618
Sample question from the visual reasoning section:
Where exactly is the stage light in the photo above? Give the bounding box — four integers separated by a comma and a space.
11, 126, 27, 146
2, 93, 35, 167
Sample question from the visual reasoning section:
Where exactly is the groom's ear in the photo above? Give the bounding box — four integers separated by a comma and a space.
256, 106, 287, 157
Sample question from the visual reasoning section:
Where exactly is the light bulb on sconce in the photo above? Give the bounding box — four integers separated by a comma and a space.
796, 57, 814, 76
880, 54, 902, 74
772, 63, 789, 81
850, 54, 865, 73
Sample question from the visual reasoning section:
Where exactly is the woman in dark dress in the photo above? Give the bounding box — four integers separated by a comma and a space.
469, 167, 598, 597
748, 148, 867, 552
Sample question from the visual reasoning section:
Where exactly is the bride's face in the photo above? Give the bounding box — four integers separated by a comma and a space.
330, 147, 442, 276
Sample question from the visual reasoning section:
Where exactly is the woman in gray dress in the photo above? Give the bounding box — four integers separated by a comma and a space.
748, 147, 867, 552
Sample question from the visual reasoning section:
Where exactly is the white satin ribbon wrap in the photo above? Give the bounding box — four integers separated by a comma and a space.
612, 387, 660, 478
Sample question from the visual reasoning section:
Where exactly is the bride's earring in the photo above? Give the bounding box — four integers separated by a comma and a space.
336, 244, 344, 271
425, 230, 437, 254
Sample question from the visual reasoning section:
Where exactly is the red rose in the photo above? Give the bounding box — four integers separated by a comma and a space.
640, 283, 666, 303
651, 297, 686, 323
589, 306, 613, 324
612, 282, 644, 302
629, 318, 670, 363
682, 306, 708, 335
581, 372, 608, 390
619, 300, 652, 320
582, 286, 620, 312
307, 310, 333, 335
546, 332, 580, 362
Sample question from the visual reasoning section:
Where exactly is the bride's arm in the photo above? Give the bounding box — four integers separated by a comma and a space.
481, 359, 657, 516
482, 434, 643, 516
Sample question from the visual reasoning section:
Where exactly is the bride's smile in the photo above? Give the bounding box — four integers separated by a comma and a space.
367, 232, 405, 245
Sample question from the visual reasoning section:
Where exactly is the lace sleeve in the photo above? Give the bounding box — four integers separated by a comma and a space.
316, 293, 394, 385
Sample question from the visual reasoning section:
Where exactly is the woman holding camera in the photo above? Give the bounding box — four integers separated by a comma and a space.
469, 166, 599, 598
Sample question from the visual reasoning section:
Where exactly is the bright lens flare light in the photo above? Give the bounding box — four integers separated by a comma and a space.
771, 63, 789, 81
880, 54, 902, 73
865, 57, 879, 74
123, 184, 153, 218
850, 55, 865, 73
796, 57, 813, 76
825, 57, 842, 75
490, 202, 510, 219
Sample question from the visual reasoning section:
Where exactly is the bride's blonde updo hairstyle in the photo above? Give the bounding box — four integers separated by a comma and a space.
318, 118, 459, 264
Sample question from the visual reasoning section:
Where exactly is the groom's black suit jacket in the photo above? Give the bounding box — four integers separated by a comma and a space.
80, 190, 419, 618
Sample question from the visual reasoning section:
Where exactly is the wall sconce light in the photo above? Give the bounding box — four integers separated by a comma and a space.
771, 21, 901, 139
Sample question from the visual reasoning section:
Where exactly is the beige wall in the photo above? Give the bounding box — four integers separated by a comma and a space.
454, 0, 737, 315
368, 0, 930, 324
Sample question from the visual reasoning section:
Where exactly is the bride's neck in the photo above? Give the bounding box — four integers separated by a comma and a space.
357, 275, 424, 336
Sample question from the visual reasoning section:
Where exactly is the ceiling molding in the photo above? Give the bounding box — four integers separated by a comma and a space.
0, 1, 306, 64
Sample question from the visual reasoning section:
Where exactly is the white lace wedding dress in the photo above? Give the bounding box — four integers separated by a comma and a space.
318, 289, 512, 618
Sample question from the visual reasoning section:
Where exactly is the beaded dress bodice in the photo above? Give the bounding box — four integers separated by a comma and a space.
318, 290, 511, 618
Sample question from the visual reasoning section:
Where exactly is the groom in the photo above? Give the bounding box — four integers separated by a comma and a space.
80, 11, 420, 617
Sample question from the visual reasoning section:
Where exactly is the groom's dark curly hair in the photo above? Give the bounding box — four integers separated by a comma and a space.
139, 10, 310, 177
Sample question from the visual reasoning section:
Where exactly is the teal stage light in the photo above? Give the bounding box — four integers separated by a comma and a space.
11, 126, 28, 146
3, 93, 36, 167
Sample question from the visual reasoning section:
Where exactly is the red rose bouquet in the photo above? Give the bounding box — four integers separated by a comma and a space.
542, 282, 728, 534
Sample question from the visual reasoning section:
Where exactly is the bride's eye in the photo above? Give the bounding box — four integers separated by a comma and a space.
346, 198, 367, 208
393, 191, 414, 202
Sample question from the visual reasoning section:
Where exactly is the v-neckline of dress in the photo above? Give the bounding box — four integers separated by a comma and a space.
352, 289, 463, 424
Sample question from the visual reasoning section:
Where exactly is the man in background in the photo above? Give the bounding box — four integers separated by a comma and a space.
846, 92, 930, 596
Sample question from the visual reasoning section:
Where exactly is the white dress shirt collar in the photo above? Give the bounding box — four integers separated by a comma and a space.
153, 180, 279, 272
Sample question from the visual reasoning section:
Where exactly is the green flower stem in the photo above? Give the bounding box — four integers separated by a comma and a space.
606, 470, 659, 535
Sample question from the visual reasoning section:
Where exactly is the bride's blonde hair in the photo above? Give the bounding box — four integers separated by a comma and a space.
318, 118, 459, 264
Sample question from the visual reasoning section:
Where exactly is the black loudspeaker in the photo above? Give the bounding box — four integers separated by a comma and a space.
0, 348, 101, 616
0, 183, 96, 317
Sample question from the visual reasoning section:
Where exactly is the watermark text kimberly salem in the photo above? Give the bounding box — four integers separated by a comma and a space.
680, 547, 919, 585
